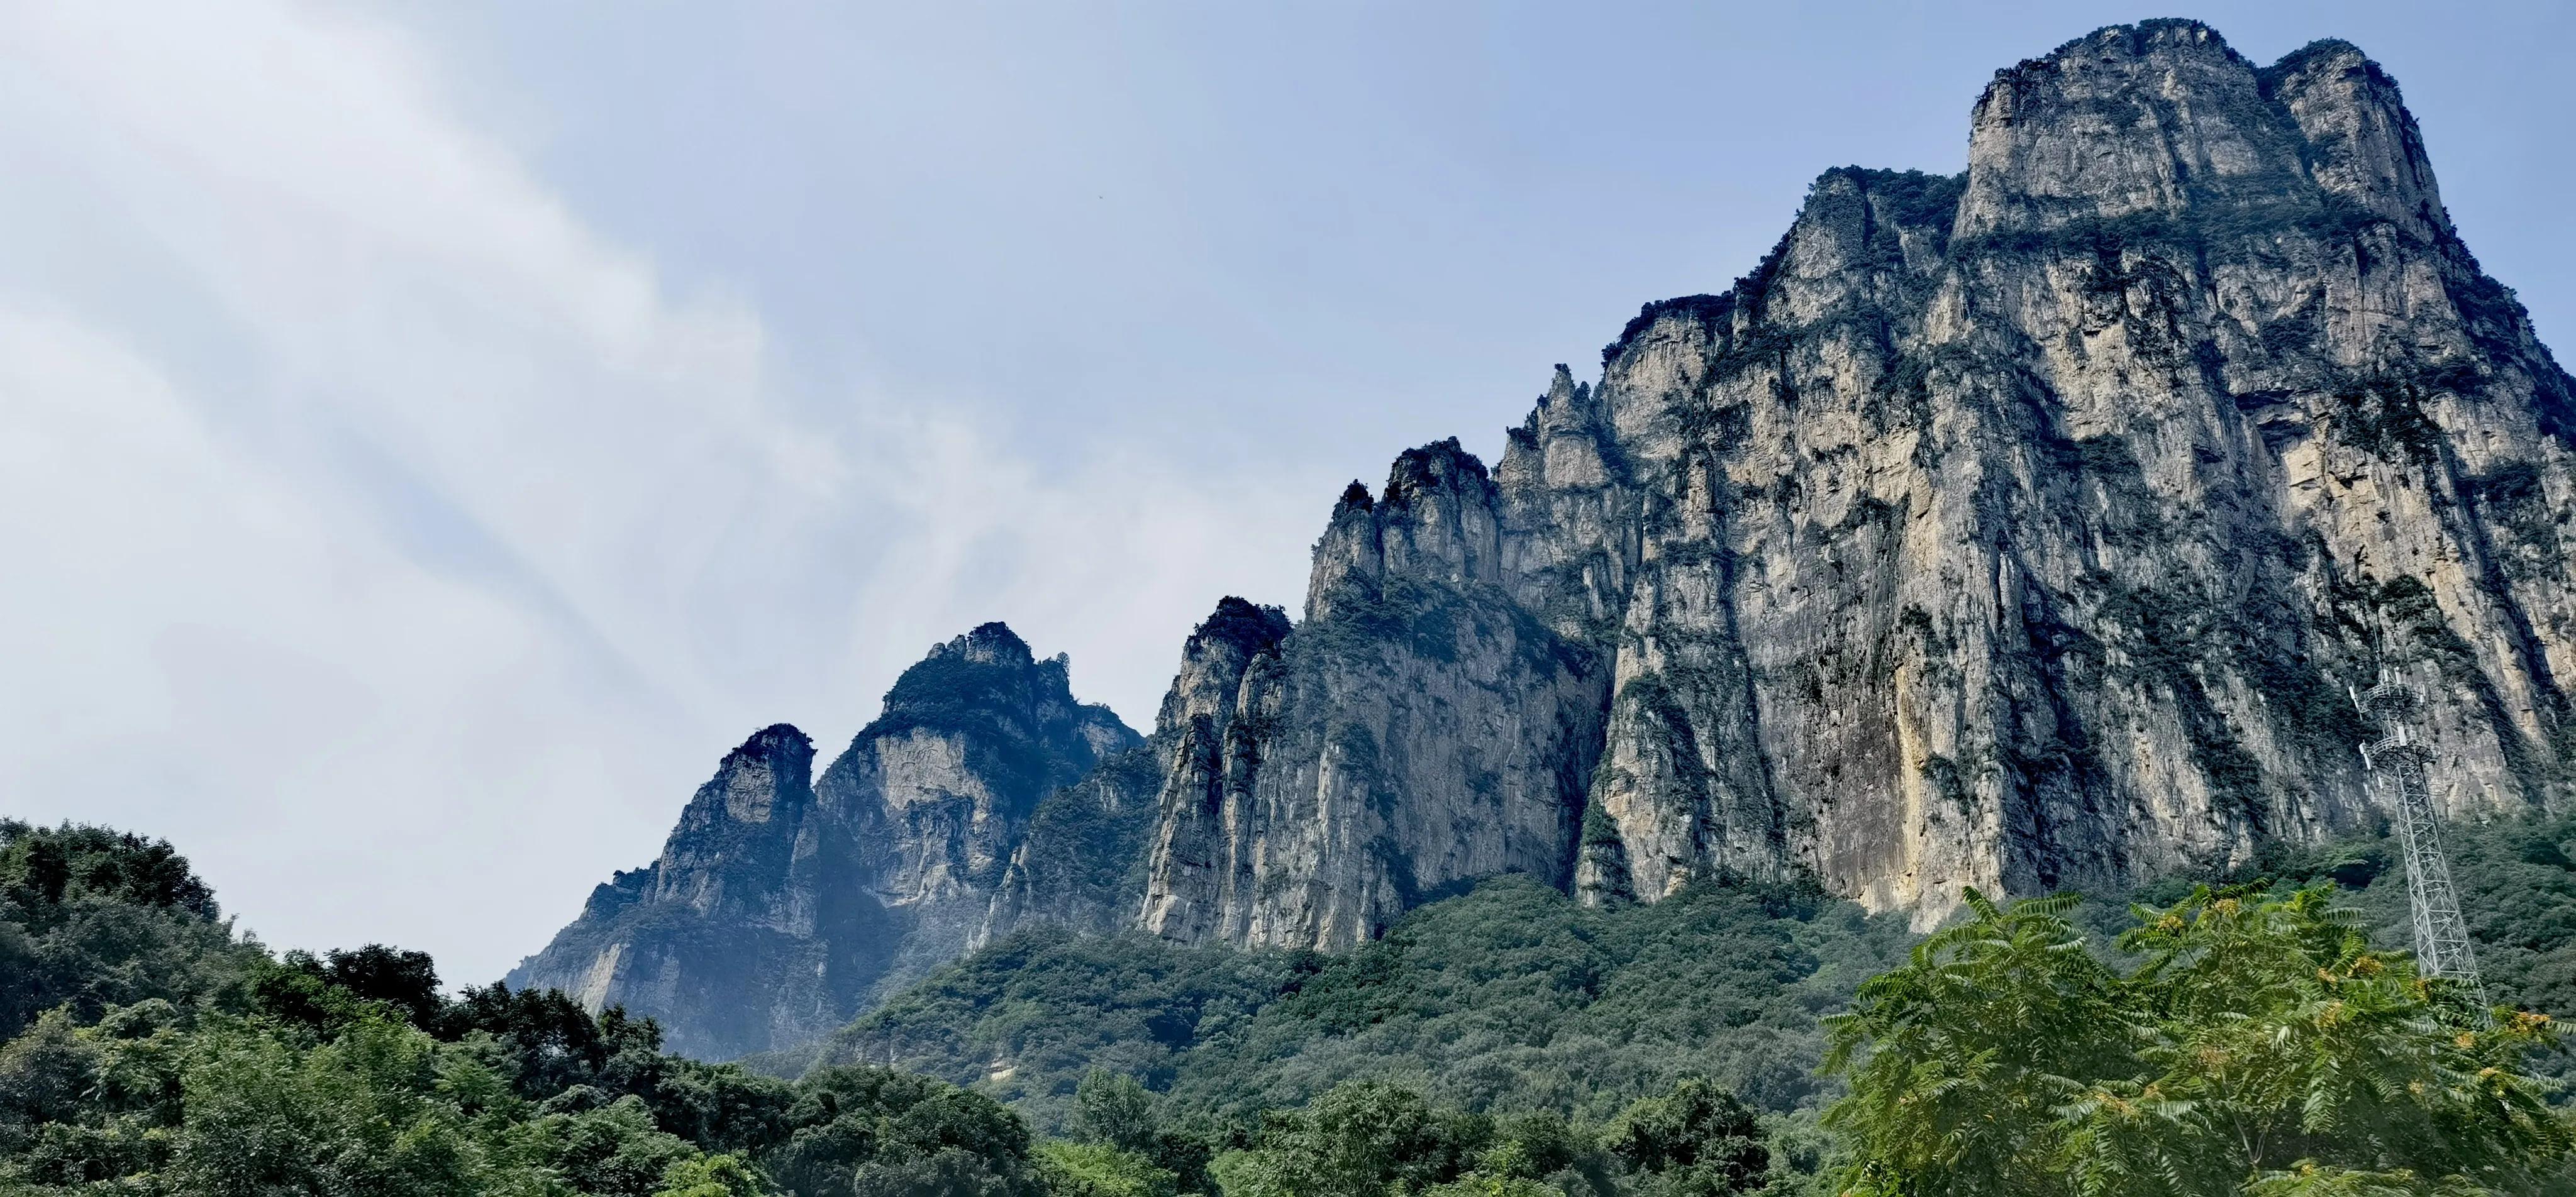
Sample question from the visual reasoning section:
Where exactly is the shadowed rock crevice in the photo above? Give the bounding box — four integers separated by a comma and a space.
1132, 19, 2576, 944
522, 19, 2576, 1040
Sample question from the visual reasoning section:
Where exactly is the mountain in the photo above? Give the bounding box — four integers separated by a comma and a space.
525, 18, 2576, 1055
1129, 21, 2576, 947
508, 623, 1138, 1059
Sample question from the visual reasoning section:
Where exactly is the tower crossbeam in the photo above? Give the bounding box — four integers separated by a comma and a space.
2356, 673, 2485, 1014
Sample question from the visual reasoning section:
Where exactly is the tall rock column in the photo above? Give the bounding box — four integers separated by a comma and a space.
1140, 442, 1612, 948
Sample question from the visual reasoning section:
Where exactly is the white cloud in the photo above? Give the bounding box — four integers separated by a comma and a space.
0, 1, 1315, 985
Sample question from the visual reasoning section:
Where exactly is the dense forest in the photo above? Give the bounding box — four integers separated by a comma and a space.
6, 814, 2576, 1195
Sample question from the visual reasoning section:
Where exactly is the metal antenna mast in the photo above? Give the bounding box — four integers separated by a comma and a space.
2353, 670, 2486, 1009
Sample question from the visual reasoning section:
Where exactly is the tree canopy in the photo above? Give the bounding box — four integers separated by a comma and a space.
1823, 885, 2576, 1197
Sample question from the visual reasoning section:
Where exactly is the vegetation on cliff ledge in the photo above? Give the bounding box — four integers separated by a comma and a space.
10, 813, 2576, 1194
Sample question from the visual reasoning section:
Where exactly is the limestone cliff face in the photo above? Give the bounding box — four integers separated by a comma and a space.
526, 19, 2576, 1029
1138, 446, 1612, 949
817, 623, 1139, 974
981, 597, 1294, 946
1138, 21, 2576, 943
508, 624, 1136, 1059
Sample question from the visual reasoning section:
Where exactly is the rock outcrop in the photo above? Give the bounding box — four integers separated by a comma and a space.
1134, 21, 2576, 944
1136, 450, 1611, 947
526, 20, 2576, 1044
508, 624, 1136, 1059
982, 597, 1295, 946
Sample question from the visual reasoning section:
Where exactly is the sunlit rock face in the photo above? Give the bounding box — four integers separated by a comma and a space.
1137, 21, 2576, 946
1136, 447, 1611, 949
508, 624, 1135, 1059
526, 19, 2576, 1037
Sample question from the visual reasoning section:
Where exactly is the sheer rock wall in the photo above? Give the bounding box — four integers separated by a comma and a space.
1136, 21, 2576, 944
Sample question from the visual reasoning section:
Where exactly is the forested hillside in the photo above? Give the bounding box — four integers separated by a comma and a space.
812, 877, 1914, 1132
19, 21, 2576, 1194
808, 808, 2576, 1140
0, 821, 1072, 1196
11, 806, 2576, 1196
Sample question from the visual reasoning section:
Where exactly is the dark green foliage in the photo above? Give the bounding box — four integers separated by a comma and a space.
821, 929, 1296, 1130
0, 822, 258, 1041
0, 820, 1058, 1195
1065, 1069, 1214, 1196
1850, 169, 1966, 239
994, 747, 1167, 937
827, 875, 1913, 1138
1384, 438, 1492, 505
2321, 810, 2576, 1034
2078, 808, 2576, 1100
1824, 886, 2575, 1196
0, 960, 1045, 1196
1212, 1077, 1787, 1197
1, 822, 213, 915
1599, 1079, 1769, 1195
1074, 1070, 1157, 1150
763, 1065, 1043, 1197
1213, 1080, 1487, 1197
1170, 878, 1909, 1125
314, 944, 445, 1027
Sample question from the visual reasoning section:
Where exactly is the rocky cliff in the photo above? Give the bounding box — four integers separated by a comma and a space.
1133, 21, 2576, 946
980, 597, 1294, 947
508, 624, 1136, 1059
524, 19, 2576, 1045
1136, 451, 1612, 946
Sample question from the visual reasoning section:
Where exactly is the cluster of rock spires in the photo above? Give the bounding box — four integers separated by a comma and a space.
507, 625, 1136, 1059
512, 21, 2576, 1059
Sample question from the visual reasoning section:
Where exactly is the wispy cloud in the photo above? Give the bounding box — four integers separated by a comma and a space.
0, 1, 1314, 985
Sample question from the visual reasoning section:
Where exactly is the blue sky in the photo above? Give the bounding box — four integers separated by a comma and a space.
3, 3, 2568, 985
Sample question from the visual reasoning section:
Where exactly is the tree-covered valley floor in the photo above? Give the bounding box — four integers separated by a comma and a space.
5, 812, 2574, 1196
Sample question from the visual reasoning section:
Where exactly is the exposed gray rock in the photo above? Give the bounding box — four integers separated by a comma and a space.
982, 597, 1294, 946
1137, 20, 2576, 943
508, 624, 1135, 1059
1138, 447, 1611, 949
530, 19, 2576, 1031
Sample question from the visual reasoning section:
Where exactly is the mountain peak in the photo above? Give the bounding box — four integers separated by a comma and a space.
723, 723, 811, 764
938, 621, 1033, 667
1383, 438, 1492, 509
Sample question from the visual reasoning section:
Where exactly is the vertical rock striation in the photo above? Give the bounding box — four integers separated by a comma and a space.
508, 624, 1136, 1059
526, 21, 2576, 1041
1136, 21, 2576, 944
1136, 445, 1612, 949
982, 597, 1294, 946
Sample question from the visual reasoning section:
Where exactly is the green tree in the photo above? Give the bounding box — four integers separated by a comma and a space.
170, 1015, 480, 1197
1065, 1068, 1216, 1194
1601, 1079, 1770, 1196
1822, 885, 2576, 1197
1212, 1080, 1488, 1197
1036, 1139, 1180, 1197
0, 822, 256, 1040
1074, 1069, 1158, 1151
656, 1153, 770, 1197
761, 1065, 1041, 1197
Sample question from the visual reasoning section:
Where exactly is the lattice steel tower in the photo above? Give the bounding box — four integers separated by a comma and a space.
2355, 671, 2485, 1008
